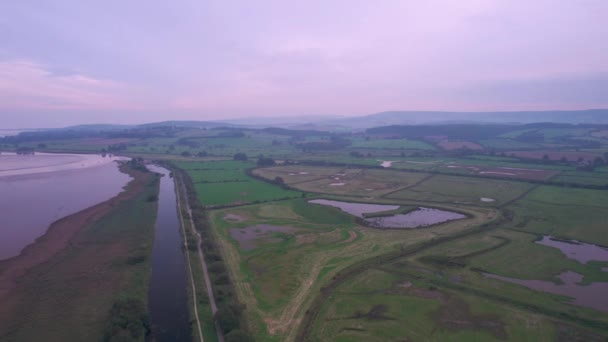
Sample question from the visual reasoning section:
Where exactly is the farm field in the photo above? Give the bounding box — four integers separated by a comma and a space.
351, 137, 436, 150
179, 160, 301, 206
385, 174, 534, 206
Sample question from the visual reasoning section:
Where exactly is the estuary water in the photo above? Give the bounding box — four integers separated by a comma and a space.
0, 153, 130, 260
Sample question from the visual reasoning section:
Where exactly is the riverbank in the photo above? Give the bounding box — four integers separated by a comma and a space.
0, 161, 159, 341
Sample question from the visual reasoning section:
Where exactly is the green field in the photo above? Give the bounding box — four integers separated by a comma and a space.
386, 174, 534, 206
209, 198, 490, 341
351, 137, 436, 150
178, 160, 301, 206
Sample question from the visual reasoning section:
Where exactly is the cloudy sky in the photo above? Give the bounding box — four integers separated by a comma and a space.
1, 0, 607, 127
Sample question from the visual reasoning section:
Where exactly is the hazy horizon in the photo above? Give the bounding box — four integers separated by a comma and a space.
1, 1, 607, 128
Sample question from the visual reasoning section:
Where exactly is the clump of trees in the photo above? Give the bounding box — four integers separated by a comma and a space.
16, 146, 35, 155
175, 168, 253, 340
233, 152, 248, 161
256, 156, 275, 166
104, 298, 150, 341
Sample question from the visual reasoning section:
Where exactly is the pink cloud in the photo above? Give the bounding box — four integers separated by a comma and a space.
0, 60, 142, 111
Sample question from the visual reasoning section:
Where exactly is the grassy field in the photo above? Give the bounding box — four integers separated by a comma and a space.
504, 185, 608, 245
478, 138, 540, 149
255, 166, 434, 197
310, 268, 561, 341
194, 180, 300, 206
351, 137, 436, 150
209, 198, 492, 341
386, 174, 534, 206
178, 160, 301, 206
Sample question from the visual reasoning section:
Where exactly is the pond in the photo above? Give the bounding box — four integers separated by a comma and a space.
0, 153, 130, 260
308, 199, 398, 218
308, 199, 466, 229
484, 271, 608, 313
366, 207, 466, 228
535, 235, 608, 264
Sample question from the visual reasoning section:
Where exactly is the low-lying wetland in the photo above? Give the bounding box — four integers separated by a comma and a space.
229, 224, 297, 251
484, 271, 608, 314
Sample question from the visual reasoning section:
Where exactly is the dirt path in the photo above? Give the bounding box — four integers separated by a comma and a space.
380, 173, 436, 199
344, 230, 357, 243
178, 180, 224, 342
175, 181, 205, 342
266, 261, 322, 341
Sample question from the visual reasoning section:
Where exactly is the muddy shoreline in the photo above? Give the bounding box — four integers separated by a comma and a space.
0, 163, 149, 301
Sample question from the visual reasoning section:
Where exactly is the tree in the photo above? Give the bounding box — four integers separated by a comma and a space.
215, 307, 240, 334
197, 150, 208, 157
593, 157, 605, 166
233, 152, 248, 161
181, 151, 191, 157
225, 330, 253, 342
257, 156, 276, 166
274, 176, 285, 185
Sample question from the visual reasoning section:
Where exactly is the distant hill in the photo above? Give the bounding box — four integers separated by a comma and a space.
314, 109, 608, 130
137, 120, 240, 129
14, 109, 608, 134
61, 124, 135, 131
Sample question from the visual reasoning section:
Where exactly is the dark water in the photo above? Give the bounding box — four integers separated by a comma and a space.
308, 199, 465, 228
535, 235, 608, 264
484, 271, 608, 313
146, 165, 191, 341
0, 154, 130, 260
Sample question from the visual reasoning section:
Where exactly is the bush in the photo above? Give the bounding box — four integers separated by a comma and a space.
104, 298, 150, 341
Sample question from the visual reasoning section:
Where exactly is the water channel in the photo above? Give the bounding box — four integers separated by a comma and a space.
146, 165, 191, 341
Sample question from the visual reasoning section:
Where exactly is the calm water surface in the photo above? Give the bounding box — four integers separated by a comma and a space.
0, 153, 130, 260
309, 199, 465, 228
146, 165, 191, 341
535, 235, 608, 264
366, 207, 466, 228
308, 199, 398, 217
484, 271, 608, 313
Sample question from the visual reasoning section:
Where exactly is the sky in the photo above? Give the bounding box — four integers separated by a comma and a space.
1, 0, 607, 128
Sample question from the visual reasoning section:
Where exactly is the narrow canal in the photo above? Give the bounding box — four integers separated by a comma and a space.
147, 165, 191, 341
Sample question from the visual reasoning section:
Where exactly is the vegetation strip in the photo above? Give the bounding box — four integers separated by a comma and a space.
174, 173, 205, 342
180, 180, 225, 342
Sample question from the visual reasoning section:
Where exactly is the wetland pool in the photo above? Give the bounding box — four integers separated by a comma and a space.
484, 271, 608, 313
535, 235, 608, 264
309, 199, 466, 229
